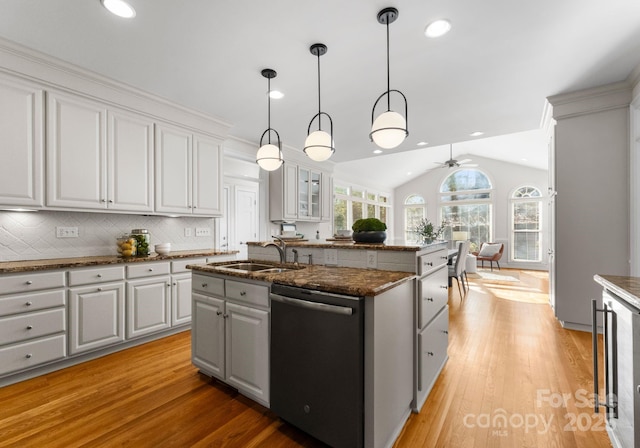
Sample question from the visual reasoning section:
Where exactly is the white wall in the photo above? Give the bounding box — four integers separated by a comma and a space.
0, 211, 215, 261
393, 155, 549, 269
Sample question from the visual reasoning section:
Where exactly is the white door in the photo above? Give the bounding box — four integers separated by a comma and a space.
0, 74, 43, 208
155, 124, 192, 214
126, 277, 171, 339
235, 184, 259, 260
69, 282, 125, 354
225, 301, 269, 404
191, 293, 225, 380
46, 90, 107, 209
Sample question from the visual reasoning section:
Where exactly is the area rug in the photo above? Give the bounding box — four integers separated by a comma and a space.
467, 270, 520, 282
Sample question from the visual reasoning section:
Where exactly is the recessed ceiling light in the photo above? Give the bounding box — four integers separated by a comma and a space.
407, 172, 412, 176
417, 141, 428, 146
425, 19, 451, 38
101, 0, 136, 18
373, 149, 383, 154
269, 90, 284, 99
470, 131, 484, 137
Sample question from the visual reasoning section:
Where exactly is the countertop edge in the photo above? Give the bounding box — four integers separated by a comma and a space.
594, 274, 640, 309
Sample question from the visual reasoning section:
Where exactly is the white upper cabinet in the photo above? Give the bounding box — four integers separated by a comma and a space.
155, 123, 222, 216
0, 74, 44, 208
46, 91, 154, 212
270, 162, 330, 222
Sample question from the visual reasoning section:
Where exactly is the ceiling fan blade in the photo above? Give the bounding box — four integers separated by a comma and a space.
457, 158, 472, 164
461, 163, 478, 167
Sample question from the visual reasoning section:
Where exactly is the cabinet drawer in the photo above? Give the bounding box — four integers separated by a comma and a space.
417, 249, 448, 276
418, 306, 449, 393
226, 280, 269, 308
127, 262, 170, 279
0, 308, 66, 345
172, 258, 207, 274
418, 265, 448, 329
69, 266, 125, 286
0, 271, 65, 295
193, 274, 224, 296
0, 289, 66, 317
0, 334, 66, 376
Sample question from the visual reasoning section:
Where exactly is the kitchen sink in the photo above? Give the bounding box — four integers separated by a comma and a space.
209, 262, 303, 274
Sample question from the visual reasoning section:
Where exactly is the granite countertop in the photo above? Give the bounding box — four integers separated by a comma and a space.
189, 261, 415, 297
594, 274, 640, 310
246, 240, 446, 252
0, 249, 238, 274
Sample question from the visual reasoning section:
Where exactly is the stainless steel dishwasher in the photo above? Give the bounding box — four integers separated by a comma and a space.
270, 284, 364, 448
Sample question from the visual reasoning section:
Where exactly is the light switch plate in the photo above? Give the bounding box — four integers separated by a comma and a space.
56, 226, 79, 238
366, 251, 377, 269
184, 227, 193, 237
195, 228, 211, 237
324, 249, 338, 266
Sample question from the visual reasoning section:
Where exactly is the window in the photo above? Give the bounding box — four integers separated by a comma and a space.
333, 185, 390, 232
511, 186, 542, 262
404, 194, 426, 242
439, 169, 493, 252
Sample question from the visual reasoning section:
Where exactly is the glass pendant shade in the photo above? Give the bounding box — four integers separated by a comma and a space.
256, 143, 283, 171
304, 130, 334, 161
371, 110, 407, 149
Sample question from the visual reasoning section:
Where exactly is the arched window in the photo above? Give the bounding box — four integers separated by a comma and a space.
439, 169, 492, 252
511, 186, 542, 262
404, 194, 425, 242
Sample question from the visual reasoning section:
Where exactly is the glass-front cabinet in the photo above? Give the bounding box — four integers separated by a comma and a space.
269, 163, 329, 222
298, 168, 321, 221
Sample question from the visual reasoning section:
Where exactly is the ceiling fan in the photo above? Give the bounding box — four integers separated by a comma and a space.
434, 144, 478, 168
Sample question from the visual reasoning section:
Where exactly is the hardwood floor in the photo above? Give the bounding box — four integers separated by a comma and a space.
0, 269, 612, 448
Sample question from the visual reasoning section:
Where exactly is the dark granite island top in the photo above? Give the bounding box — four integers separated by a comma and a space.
189, 261, 415, 297
594, 274, 640, 310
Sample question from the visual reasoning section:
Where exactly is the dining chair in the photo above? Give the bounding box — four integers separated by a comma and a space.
448, 241, 469, 300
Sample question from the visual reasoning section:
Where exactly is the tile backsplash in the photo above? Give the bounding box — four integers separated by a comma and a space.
0, 211, 215, 261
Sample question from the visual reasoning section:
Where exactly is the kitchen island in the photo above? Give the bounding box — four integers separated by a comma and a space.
189, 261, 416, 448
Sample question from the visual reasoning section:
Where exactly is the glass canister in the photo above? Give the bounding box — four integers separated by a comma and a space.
131, 228, 150, 256
116, 234, 137, 258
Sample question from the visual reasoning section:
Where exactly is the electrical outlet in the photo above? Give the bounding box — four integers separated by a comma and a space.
324, 249, 338, 266
184, 227, 193, 237
195, 228, 211, 237
56, 226, 79, 238
366, 251, 377, 269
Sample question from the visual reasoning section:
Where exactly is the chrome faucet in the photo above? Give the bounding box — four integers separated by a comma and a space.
292, 248, 299, 268
260, 236, 287, 263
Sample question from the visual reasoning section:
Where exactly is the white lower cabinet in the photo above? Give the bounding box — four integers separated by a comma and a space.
192, 274, 270, 406
417, 306, 449, 394
172, 273, 193, 326
126, 276, 172, 339
69, 282, 125, 355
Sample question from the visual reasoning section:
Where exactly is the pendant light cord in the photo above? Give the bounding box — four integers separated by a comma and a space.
386, 18, 391, 111
317, 51, 322, 130
267, 76, 272, 144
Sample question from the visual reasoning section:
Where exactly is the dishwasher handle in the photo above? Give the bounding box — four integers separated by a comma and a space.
271, 293, 354, 316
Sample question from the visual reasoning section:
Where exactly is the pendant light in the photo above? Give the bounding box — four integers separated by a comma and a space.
370, 7, 408, 150
304, 43, 335, 162
256, 69, 284, 171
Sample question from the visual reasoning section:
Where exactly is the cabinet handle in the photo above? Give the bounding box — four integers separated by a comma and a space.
440, 256, 448, 260
25, 301, 32, 307
101, 199, 107, 203
240, 291, 247, 296
148, 268, 153, 272
26, 281, 33, 285
97, 274, 103, 278
173, 282, 177, 286
425, 297, 434, 302
442, 330, 449, 334
97, 288, 102, 292
108, 199, 113, 203
25, 353, 32, 359
440, 285, 448, 289
26, 325, 33, 330
216, 311, 223, 316
201, 283, 208, 288
166, 283, 171, 287
424, 262, 433, 267
427, 351, 434, 356
223, 314, 229, 318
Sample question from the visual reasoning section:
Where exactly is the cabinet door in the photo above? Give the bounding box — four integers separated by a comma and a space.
310, 170, 321, 220
418, 265, 448, 330
192, 133, 222, 216
225, 301, 269, 405
191, 293, 225, 380
298, 168, 310, 219
0, 75, 43, 208
321, 172, 333, 222
418, 307, 449, 395
47, 90, 107, 209
69, 282, 124, 354
107, 109, 154, 212
172, 273, 192, 326
155, 124, 192, 213
283, 164, 298, 220
126, 276, 171, 339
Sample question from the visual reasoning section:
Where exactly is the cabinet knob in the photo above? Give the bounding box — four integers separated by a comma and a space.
101, 199, 107, 203
223, 314, 229, 318
427, 351, 434, 356
201, 283, 208, 288
442, 330, 449, 334
25, 301, 32, 306
25, 353, 32, 359
216, 311, 223, 316
97, 274, 102, 278
240, 291, 247, 296
26, 281, 33, 285
26, 325, 33, 330
97, 288, 102, 292
173, 282, 177, 286
166, 283, 171, 287
108, 199, 113, 203
148, 268, 153, 272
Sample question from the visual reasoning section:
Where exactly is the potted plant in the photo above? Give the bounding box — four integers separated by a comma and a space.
415, 218, 446, 244
352, 218, 387, 243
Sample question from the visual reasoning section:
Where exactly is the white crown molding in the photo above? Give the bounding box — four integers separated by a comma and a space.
547, 81, 632, 120
0, 37, 232, 138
